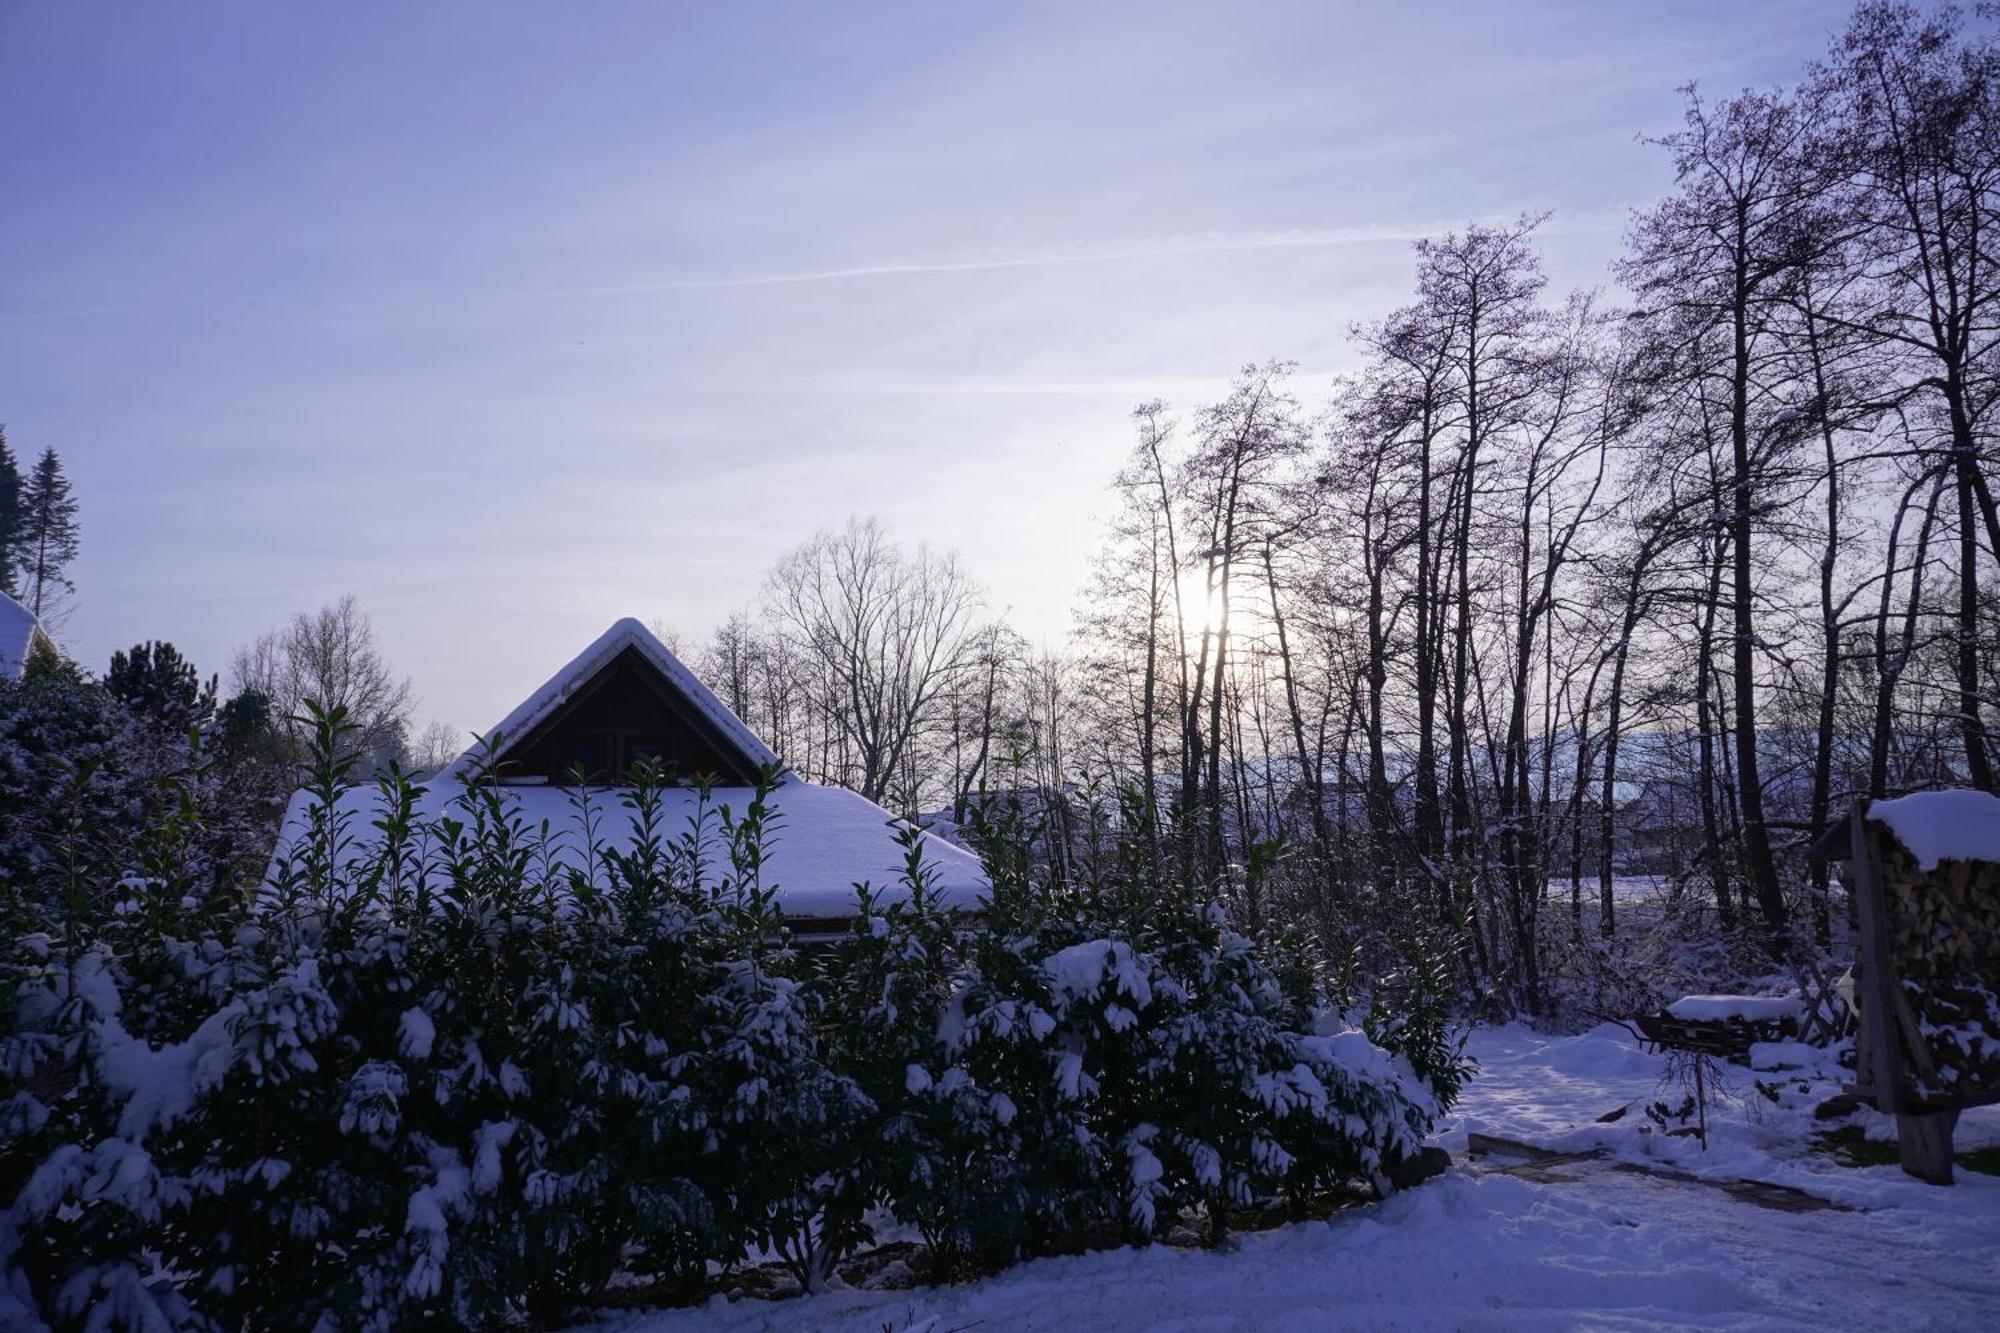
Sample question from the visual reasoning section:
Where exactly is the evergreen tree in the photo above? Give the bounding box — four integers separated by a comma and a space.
105, 641, 218, 734
0, 429, 21, 597
18, 448, 79, 621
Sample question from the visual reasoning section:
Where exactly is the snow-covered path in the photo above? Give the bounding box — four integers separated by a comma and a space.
585, 1026, 2000, 1332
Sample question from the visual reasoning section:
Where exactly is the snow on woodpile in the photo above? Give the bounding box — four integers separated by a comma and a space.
1863, 789, 2000, 1106
1867, 789, 2000, 872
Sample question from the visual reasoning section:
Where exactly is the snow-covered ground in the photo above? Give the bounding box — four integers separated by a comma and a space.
582, 1025, 2000, 1332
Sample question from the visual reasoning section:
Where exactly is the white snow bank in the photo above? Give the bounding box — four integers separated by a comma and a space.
577, 1022, 2000, 1333
1749, 1040, 1822, 1070
583, 1159, 2000, 1332
1869, 788, 2000, 871
1442, 1024, 2000, 1210
1666, 994, 1803, 1022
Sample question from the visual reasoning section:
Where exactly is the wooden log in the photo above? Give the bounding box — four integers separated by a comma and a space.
1895, 1108, 1960, 1186
1892, 987, 1939, 1084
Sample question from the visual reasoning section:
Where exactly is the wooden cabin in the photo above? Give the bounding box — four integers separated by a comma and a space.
272, 618, 988, 938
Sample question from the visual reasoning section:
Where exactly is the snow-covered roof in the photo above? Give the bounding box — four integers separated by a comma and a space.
1868, 789, 2000, 872
440, 617, 779, 782
271, 776, 989, 922
0, 590, 51, 679
272, 617, 989, 923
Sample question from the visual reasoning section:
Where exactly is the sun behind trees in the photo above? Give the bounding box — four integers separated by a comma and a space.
677, 3, 2000, 1017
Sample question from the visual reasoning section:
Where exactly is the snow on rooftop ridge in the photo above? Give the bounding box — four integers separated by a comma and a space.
1867, 788, 2000, 872
0, 589, 51, 679
436, 616, 781, 783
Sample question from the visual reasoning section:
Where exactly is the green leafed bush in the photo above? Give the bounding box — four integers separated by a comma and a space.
2, 702, 1449, 1330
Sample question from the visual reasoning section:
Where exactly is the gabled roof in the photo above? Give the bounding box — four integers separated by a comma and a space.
0, 590, 52, 679
439, 617, 780, 783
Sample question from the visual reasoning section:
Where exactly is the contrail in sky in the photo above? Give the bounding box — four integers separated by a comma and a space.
1, 213, 1622, 321
521, 211, 1623, 300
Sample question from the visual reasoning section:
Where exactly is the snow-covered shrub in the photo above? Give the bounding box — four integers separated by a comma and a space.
4, 707, 1454, 1328
824, 833, 1037, 1278
1349, 911, 1478, 1112
829, 799, 1447, 1272
1, 942, 178, 1333
1015, 914, 1435, 1240
700, 953, 873, 1292
0, 652, 285, 947
2, 698, 907, 1328
0, 659, 296, 1332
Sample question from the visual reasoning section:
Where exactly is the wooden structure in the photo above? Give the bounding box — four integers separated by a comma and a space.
1810, 796, 2000, 1184
270, 618, 991, 939
0, 589, 56, 680
1634, 1011, 1796, 1066
495, 644, 764, 785
1634, 1009, 1799, 1150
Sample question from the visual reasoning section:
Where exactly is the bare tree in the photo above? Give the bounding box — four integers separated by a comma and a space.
1817, 1, 2000, 790
1177, 363, 1307, 870
409, 719, 464, 774
1624, 86, 1833, 949
766, 517, 985, 809
232, 594, 415, 767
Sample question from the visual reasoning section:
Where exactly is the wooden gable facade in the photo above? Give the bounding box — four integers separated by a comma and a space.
491, 643, 764, 785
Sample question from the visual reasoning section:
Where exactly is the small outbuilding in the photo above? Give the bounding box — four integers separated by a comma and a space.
272, 617, 989, 938
0, 590, 55, 679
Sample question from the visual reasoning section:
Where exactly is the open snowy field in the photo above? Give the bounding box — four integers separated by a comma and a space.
581, 1025, 2000, 1332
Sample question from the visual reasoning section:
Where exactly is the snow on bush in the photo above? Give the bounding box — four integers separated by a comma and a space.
1, 705, 1451, 1329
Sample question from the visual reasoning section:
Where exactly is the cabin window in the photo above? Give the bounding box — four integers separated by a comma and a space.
564, 736, 606, 778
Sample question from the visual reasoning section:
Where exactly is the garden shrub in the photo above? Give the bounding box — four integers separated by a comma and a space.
2, 704, 1453, 1330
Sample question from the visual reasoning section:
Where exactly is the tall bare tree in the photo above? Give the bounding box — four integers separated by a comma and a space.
766, 516, 985, 809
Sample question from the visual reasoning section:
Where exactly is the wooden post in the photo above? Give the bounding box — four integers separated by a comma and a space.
1896, 1109, 1960, 1186
1693, 1057, 1708, 1151
1850, 810, 1903, 1116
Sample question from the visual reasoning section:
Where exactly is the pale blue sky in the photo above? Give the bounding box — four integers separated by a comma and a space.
1, 0, 1851, 734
